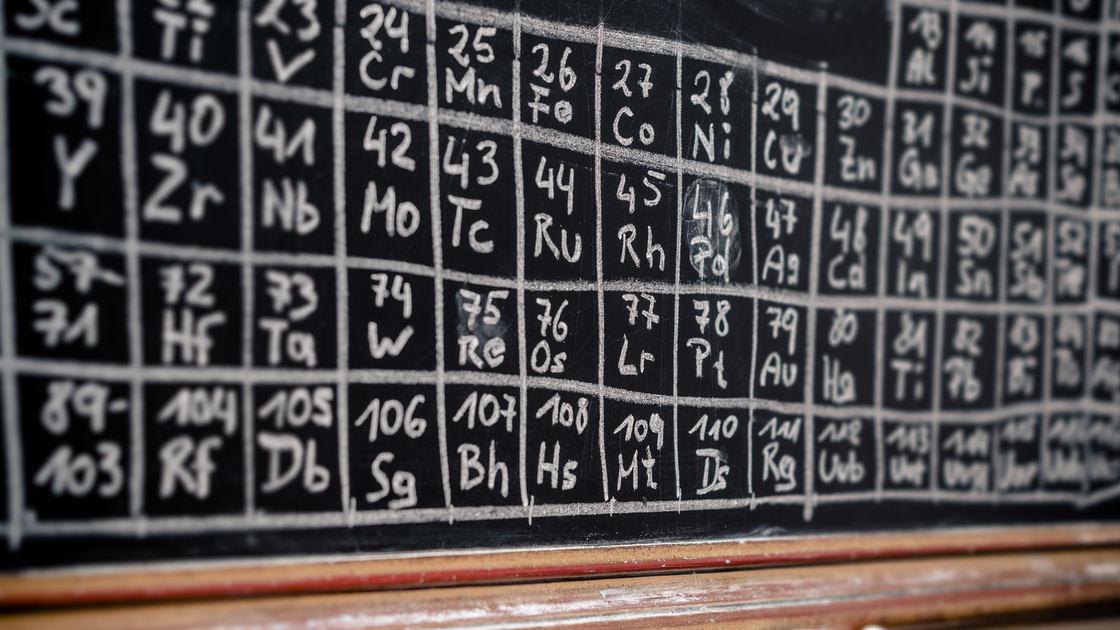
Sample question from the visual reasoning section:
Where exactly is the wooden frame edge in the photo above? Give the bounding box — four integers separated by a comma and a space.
3, 546, 1120, 629
1, 523, 1119, 608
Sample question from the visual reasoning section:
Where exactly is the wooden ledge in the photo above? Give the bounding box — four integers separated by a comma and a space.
1, 524, 1119, 608
3, 546, 1119, 629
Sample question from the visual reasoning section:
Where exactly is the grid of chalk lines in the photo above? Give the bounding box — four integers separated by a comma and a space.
0, 0, 1116, 551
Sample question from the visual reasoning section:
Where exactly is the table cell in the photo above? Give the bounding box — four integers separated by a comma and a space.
135, 80, 240, 249
1042, 412, 1089, 492
1098, 220, 1120, 301
602, 290, 673, 395
680, 178, 750, 286
892, 101, 944, 197
756, 74, 816, 183
251, 0, 333, 89
815, 308, 876, 407
253, 98, 334, 254
13, 244, 129, 364
756, 191, 811, 293
600, 159, 676, 283
954, 15, 1006, 107
939, 421, 994, 494
5, 0, 118, 51
345, 0, 427, 104
522, 143, 595, 281
1091, 312, 1120, 402
132, 0, 238, 74
751, 410, 805, 498
681, 57, 751, 170
435, 18, 513, 118
818, 203, 880, 296
253, 265, 336, 370
521, 34, 595, 139
1007, 211, 1047, 304
603, 398, 674, 503
1101, 126, 1120, 208
1054, 217, 1089, 303
524, 289, 598, 385
1003, 314, 1044, 404
1054, 123, 1093, 208
1107, 35, 1120, 115
444, 280, 518, 376
1057, 30, 1097, 115
601, 46, 677, 158
445, 385, 522, 507
882, 418, 934, 492
349, 384, 442, 511
897, 6, 948, 93
1062, 0, 1102, 21
678, 406, 748, 501
144, 382, 245, 516
1087, 414, 1120, 491
813, 415, 875, 494
995, 414, 1042, 494
941, 312, 998, 410
883, 309, 936, 411
755, 300, 805, 403
254, 384, 340, 513
439, 130, 516, 276
1053, 314, 1088, 399
947, 210, 1001, 302
824, 88, 884, 192
887, 208, 939, 299
525, 389, 601, 505
349, 269, 435, 371
141, 258, 242, 368
677, 295, 751, 399
1007, 122, 1048, 200
346, 112, 431, 264
7, 57, 123, 236
1012, 22, 1052, 115
949, 107, 1002, 200
20, 375, 131, 520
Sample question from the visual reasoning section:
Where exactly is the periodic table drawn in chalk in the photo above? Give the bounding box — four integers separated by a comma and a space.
0, 0, 1117, 570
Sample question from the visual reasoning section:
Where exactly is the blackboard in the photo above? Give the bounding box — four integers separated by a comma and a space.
0, 0, 1118, 574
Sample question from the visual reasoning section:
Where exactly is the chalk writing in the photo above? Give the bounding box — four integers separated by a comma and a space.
0, 0, 1116, 569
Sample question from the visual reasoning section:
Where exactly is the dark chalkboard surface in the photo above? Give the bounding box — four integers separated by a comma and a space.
0, 0, 1117, 573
